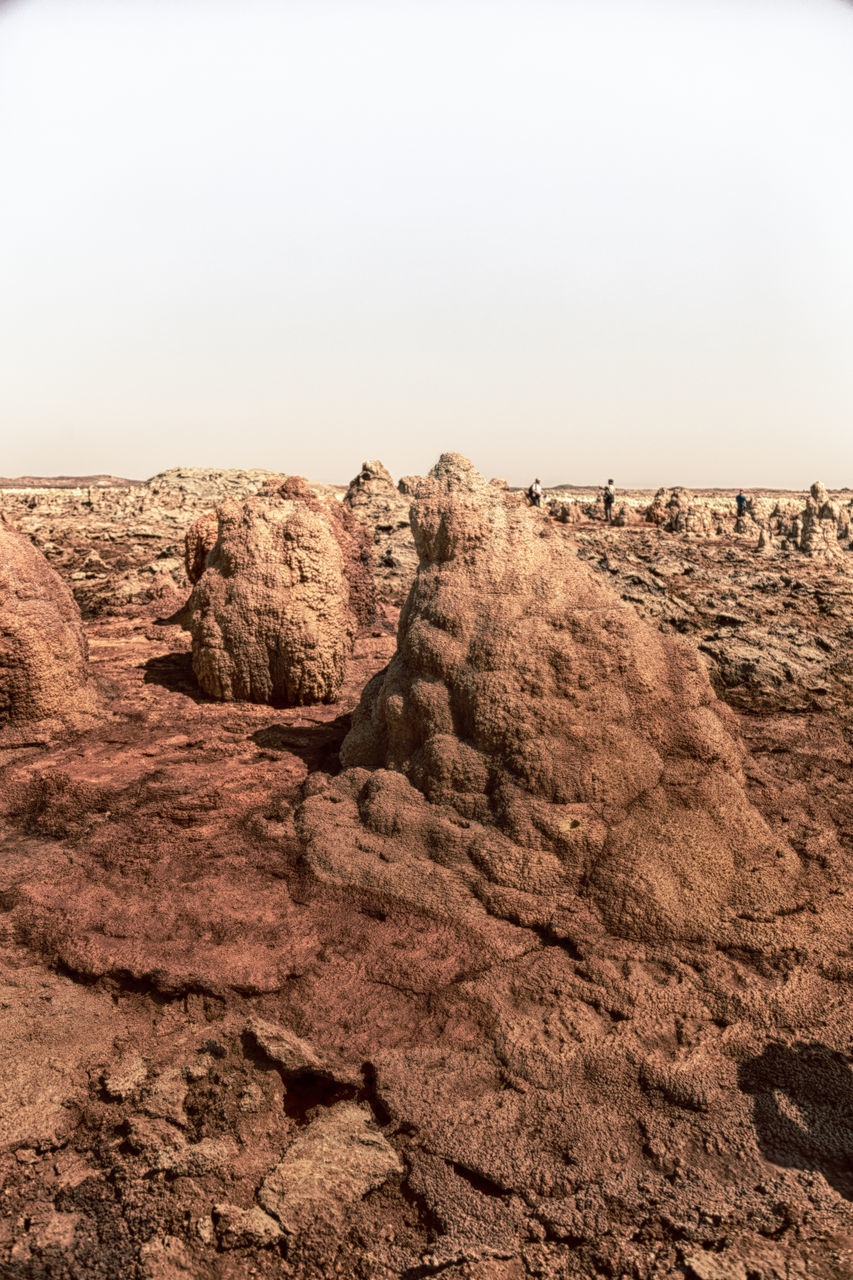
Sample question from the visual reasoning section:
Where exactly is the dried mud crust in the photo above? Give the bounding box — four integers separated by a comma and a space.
0, 517, 851, 1278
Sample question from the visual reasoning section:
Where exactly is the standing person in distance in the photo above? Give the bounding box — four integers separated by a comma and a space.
603, 479, 615, 524
528, 478, 543, 508
736, 489, 747, 518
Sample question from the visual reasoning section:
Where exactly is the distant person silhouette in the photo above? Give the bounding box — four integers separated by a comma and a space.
603, 479, 615, 524
736, 489, 748, 517
528, 478, 543, 508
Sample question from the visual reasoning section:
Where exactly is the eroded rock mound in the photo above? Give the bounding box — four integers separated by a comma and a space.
612, 500, 640, 526
646, 487, 716, 535
344, 460, 418, 604
548, 497, 584, 524
344, 459, 399, 511
0, 519, 96, 724
800, 481, 844, 558
321, 454, 799, 945
184, 508, 219, 584
182, 479, 374, 705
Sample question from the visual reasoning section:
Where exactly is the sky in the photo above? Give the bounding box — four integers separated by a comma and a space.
1, 0, 852, 488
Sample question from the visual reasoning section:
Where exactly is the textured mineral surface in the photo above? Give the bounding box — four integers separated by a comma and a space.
0, 463, 850, 1280
181, 477, 374, 706
0, 518, 96, 726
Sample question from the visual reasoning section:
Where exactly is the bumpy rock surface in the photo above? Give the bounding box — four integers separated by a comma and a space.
1, 465, 851, 1279
548, 496, 584, 524
183, 508, 219, 584
0, 519, 95, 724
647, 486, 716, 536
258, 1103, 403, 1234
344, 459, 418, 604
182, 478, 373, 705
332, 454, 798, 944
800, 481, 844, 558
612, 500, 640, 526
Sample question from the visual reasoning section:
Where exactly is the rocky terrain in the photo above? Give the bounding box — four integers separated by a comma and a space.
0, 462, 851, 1280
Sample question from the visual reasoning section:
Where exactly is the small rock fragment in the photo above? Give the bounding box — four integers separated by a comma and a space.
213, 1203, 282, 1248
258, 1103, 403, 1234
102, 1052, 147, 1101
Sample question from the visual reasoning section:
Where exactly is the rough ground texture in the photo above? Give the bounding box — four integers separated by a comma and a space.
0, 468, 347, 619
0, 519, 96, 726
181, 478, 375, 705
0, 467, 851, 1280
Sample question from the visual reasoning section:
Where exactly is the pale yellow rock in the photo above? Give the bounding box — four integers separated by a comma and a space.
258, 1103, 403, 1233
213, 1203, 282, 1247
102, 1051, 147, 1100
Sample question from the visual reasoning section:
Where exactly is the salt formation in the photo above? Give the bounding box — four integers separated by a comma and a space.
318, 454, 799, 945
548, 497, 584, 524
0, 518, 96, 724
743, 484, 847, 557
612, 500, 639, 526
182, 478, 374, 705
344, 460, 418, 602
646, 487, 715, 535
344, 460, 410, 535
799, 481, 844, 557
184, 508, 219, 584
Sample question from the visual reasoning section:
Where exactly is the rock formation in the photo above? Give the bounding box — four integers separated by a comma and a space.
548, 497, 584, 524
2, 462, 851, 1278
612, 500, 640, 526
181, 478, 374, 705
645, 487, 715, 536
799, 481, 844, 557
344, 460, 418, 604
344, 460, 409, 534
0, 518, 96, 724
306, 454, 799, 946
645, 487, 668, 525
184, 508, 219, 584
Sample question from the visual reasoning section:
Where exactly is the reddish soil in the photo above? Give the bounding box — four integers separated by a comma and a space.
1, 486, 851, 1280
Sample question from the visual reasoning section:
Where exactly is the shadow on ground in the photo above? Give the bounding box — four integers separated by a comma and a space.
251, 715, 351, 773
143, 651, 209, 701
738, 1041, 853, 1200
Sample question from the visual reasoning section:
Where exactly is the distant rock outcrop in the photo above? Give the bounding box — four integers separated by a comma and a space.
304, 454, 799, 947
344, 460, 418, 605
612, 501, 640, 527
548, 497, 584, 524
146, 467, 285, 506
799, 481, 844, 558
744, 485, 848, 558
181, 478, 374, 705
344, 461, 408, 530
0, 519, 96, 724
646, 487, 715, 536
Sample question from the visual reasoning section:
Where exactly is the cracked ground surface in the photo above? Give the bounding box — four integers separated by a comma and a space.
1, 509, 852, 1280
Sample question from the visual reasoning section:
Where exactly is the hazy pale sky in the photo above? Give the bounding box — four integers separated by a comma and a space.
1, 0, 852, 487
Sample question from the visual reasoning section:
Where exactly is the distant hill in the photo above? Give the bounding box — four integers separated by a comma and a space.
0, 474, 141, 489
